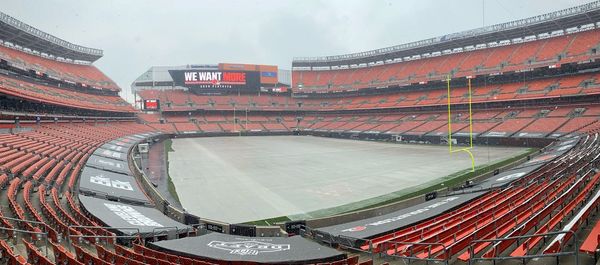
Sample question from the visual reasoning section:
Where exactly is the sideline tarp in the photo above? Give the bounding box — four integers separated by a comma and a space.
315, 191, 484, 242
473, 164, 542, 190
78, 195, 191, 238
150, 233, 345, 264
512, 136, 578, 170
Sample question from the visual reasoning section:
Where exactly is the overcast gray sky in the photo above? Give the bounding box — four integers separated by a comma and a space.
0, 0, 592, 101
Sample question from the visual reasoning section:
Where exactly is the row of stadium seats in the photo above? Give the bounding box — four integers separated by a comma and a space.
140, 105, 600, 138
138, 72, 600, 111
292, 28, 600, 92
0, 75, 133, 113
0, 44, 119, 91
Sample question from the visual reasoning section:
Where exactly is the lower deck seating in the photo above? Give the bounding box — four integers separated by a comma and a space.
139, 104, 599, 138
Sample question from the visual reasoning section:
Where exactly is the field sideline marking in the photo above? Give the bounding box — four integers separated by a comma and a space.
447, 75, 475, 172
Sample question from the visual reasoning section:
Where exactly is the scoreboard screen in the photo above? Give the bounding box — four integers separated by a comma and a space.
143, 99, 160, 110
169, 70, 261, 92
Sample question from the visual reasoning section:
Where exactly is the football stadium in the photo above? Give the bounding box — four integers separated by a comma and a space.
1, 1, 600, 264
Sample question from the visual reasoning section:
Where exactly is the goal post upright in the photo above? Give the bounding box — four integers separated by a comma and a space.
447, 75, 475, 172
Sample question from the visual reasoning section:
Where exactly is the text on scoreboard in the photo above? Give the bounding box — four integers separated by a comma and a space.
169, 70, 260, 91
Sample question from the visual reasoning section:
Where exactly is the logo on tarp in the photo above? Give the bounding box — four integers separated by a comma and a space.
485, 132, 507, 137
97, 159, 124, 169
108, 145, 124, 152
207, 240, 290, 256
100, 149, 122, 159
340, 197, 460, 232
90, 175, 133, 191
496, 172, 526, 182
113, 141, 127, 146
104, 203, 163, 227
556, 144, 573, 152
559, 139, 577, 146
343, 226, 366, 232
525, 154, 556, 165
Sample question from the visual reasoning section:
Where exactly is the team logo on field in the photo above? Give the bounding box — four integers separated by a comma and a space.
207, 240, 290, 256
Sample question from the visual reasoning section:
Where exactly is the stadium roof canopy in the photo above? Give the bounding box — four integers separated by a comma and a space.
0, 11, 103, 63
293, 0, 600, 68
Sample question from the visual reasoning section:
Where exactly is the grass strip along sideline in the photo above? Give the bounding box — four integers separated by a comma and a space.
164, 138, 182, 204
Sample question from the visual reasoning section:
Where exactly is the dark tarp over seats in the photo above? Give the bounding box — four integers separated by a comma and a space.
314, 191, 485, 246
86, 154, 131, 175
149, 232, 346, 264
78, 195, 191, 238
78, 166, 150, 205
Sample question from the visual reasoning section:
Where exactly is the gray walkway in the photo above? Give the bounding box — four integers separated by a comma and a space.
168, 136, 526, 223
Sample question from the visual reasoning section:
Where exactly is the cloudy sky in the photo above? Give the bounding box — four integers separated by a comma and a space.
1, 0, 592, 101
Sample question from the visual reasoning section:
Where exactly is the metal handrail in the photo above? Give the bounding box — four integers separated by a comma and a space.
467, 230, 579, 265
0, 11, 103, 56
67, 225, 141, 245
334, 235, 372, 254
0, 216, 50, 257
151, 226, 180, 240
382, 241, 450, 265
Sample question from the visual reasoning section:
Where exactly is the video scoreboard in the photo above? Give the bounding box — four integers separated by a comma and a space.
143, 99, 159, 110
169, 70, 261, 92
